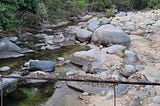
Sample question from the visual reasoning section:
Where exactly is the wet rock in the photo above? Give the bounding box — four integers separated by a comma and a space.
76, 29, 92, 42
0, 73, 21, 92
91, 24, 130, 46
0, 66, 10, 72
120, 65, 136, 77
124, 50, 140, 65
26, 71, 50, 83
29, 60, 55, 72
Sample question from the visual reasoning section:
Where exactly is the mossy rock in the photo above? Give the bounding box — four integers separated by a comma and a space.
105, 9, 115, 18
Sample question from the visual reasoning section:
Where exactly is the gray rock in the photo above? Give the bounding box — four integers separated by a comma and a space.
102, 45, 126, 57
53, 33, 65, 43
4, 37, 18, 42
35, 33, 48, 39
29, 60, 55, 72
145, 19, 155, 26
92, 68, 107, 74
120, 65, 136, 77
45, 36, 54, 44
57, 57, 65, 61
116, 12, 127, 17
153, 96, 160, 104
76, 29, 93, 42
87, 21, 99, 32
0, 39, 22, 53
0, 66, 10, 72
87, 17, 110, 32
124, 50, 140, 65
0, 51, 24, 59
91, 24, 130, 46
148, 103, 160, 106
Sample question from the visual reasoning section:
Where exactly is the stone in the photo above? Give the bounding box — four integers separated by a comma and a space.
120, 65, 136, 77
127, 73, 148, 83
124, 50, 140, 65
26, 71, 50, 83
45, 45, 60, 50
116, 12, 127, 17
0, 51, 24, 59
0, 66, 10, 71
29, 60, 55, 72
0, 39, 22, 53
148, 103, 160, 106
76, 29, 93, 42
102, 45, 126, 57
153, 96, 160, 104
4, 37, 18, 42
91, 24, 130, 46
87, 17, 110, 32
87, 21, 99, 32
35, 33, 48, 39
145, 19, 155, 26
53, 32, 65, 43
57, 57, 65, 61
100, 90, 106, 96
66, 71, 79, 76
92, 68, 107, 74
45, 36, 54, 44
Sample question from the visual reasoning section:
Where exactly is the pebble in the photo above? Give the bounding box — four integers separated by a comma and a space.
82, 92, 90, 96
0, 66, 10, 71
57, 57, 65, 61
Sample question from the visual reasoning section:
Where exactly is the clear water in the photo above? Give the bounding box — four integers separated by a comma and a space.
0, 41, 85, 106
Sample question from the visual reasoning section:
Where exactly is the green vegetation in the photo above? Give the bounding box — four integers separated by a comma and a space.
0, 0, 159, 31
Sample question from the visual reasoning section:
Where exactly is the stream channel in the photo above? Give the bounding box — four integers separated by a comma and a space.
0, 28, 86, 106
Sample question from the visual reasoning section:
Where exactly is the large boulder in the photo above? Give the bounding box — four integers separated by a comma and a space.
76, 29, 93, 42
29, 60, 55, 72
91, 24, 130, 46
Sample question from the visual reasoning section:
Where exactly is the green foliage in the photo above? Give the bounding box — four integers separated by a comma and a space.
74, 0, 86, 8
0, 0, 41, 31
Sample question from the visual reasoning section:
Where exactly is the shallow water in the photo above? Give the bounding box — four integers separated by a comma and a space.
0, 38, 85, 106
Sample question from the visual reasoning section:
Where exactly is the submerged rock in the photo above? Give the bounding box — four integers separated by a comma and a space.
91, 24, 130, 46
29, 60, 55, 72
